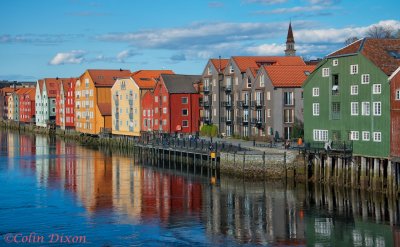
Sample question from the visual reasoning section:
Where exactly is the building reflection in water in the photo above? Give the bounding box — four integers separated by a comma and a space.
3, 130, 400, 246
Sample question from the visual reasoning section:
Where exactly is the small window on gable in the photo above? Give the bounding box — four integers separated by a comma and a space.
260, 74, 265, 87
246, 77, 251, 88
207, 66, 212, 75
372, 84, 381, 94
332, 59, 338, 66
350, 64, 358, 75
322, 68, 330, 77
361, 74, 370, 84
312, 87, 319, 97
229, 65, 234, 73
396, 89, 400, 100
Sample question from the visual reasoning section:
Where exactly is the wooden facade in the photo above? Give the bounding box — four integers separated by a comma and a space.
390, 67, 400, 161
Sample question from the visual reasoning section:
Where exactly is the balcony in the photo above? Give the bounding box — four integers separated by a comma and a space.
238, 101, 249, 108
129, 99, 133, 105
201, 101, 212, 108
129, 113, 133, 119
203, 86, 210, 94
115, 112, 119, 119
251, 118, 264, 128
251, 100, 264, 108
220, 117, 232, 124
221, 101, 233, 108
223, 85, 232, 93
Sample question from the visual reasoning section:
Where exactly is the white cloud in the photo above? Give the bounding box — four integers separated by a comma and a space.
49, 50, 86, 65
244, 0, 287, 4
116, 49, 139, 62
245, 43, 285, 55
257, 5, 327, 14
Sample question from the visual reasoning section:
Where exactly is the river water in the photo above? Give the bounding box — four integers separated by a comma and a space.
0, 130, 399, 246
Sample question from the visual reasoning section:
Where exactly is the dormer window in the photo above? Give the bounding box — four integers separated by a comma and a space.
229, 65, 234, 73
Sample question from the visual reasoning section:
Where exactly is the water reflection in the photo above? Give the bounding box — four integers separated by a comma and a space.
0, 130, 399, 246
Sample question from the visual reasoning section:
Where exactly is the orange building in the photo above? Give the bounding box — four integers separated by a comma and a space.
75, 69, 131, 135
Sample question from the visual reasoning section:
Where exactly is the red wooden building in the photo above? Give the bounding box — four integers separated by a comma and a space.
56, 78, 76, 129
390, 67, 400, 163
152, 74, 201, 134
19, 88, 36, 123
141, 91, 154, 132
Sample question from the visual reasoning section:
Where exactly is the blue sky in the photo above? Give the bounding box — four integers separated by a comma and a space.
0, 0, 399, 81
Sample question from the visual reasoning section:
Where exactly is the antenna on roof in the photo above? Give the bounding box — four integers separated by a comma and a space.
56, 77, 59, 80
119, 68, 123, 71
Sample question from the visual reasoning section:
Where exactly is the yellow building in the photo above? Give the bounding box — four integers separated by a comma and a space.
75, 69, 131, 135
111, 70, 173, 137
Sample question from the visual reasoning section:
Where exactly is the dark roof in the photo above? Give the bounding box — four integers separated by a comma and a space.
286, 22, 294, 43
161, 74, 201, 94
327, 38, 400, 75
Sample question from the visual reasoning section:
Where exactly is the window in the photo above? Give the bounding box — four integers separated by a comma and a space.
361, 74, 370, 84
373, 132, 381, 142
182, 97, 188, 104
155, 108, 158, 113
213, 108, 216, 116
229, 65, 234, 73
397, 89, 400, 100
260, 74, 265, 87
313, 129, 328, 141
322, 68, 330, 77
332, 74, 339, 95
85, 78, 89, 88
207, 66, 212, 75
362, 131, 370, 141
373, 84, 381, 94
351, 102, 359, 116
350, 64, 358, 75
333, 59, 338, 66
163, 107, 167, 114
182, 120, 188, 127
155, 97, 158, 103
284, 92, 294, 105
284, 109, 294, 123
313, 103, 320, 116
182, 109, 188, 116
361, 102, 370, 116
350, 85, 358, 95
163, 96, 167, 102
246, 77, 251, 88
267, 91, 271, 100
350, 131, 359, 140
313, 87, 320, 97
373, 102, 381, 116
332, 102, 340, 120
267, 109, 271, 118
213, 94, 216, 102
155, 119, 159, 125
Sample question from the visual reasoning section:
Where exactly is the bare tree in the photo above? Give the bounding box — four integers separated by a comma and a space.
344, 36, 359, 45
366, 25, 395, 38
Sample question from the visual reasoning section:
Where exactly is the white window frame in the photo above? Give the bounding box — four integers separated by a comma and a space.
373, 102, 381, 116
362, 131, 370, 141
361, 74, 370, 84
267, 109, 271, 118
373, 132, 381, 142
313, 103, 320, 116
350, 131, 359, 141
372, 84, 381, 94
350, 85, 358, 95
182, 97, 188, 104
182, 120, 189, 127
361, 102, 370, 116
351, 102, 359, 116
163, 107, 167, 114
260, 74, 265, 87
266, 91, 271, 100
313, 129, 328, 141
332, 59, 338, 66
312, 87, 320, 97
350, 64, 358, 75
322, 68, 330, 77
396, 89, 400, 100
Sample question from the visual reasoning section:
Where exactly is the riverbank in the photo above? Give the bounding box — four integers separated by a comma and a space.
0, 120, 305, 181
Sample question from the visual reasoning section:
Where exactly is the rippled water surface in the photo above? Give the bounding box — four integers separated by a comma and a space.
0, 131, 399, 246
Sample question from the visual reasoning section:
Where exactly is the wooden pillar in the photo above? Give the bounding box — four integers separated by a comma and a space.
387, 161, 393, 195
351, 158, 357, 188
314, 157, 320, 182
325, 155, 332, 184
373, 158, 380, 191
336, 158, 343, 185
360, 157, 367, 189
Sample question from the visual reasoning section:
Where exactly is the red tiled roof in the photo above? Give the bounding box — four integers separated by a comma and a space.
264, 65, 316, 87
232, 56, 306, 72
247, 67, 259, 77
87, 69, 131, 87
38, 79, 44, 92
15, 88, 31, 96
26, 88, 36, 99
0, 87, 16, 94
328, 38, 400, 76
98, 102, 111, 116
131, 70, 174, 88
210, 58, 229, 72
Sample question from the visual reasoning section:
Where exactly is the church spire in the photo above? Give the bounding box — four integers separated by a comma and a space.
285, 21, 296, 56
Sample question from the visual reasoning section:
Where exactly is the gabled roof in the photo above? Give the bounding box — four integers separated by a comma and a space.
327, 38, 400, 76
231, 56, 306, 72
210, 58, 229, 72
37, 79, 44, 93
26, 88, 36, 99
264, 65, 316, 87
98, 103, 111, 116
161, 74, 201, 94
0, 87, 16, 94
86, 69, 131, 87
131, 70, 174, 89
247, 67, 259, 78
43, 78, 69, 97
15, 88, 31, 96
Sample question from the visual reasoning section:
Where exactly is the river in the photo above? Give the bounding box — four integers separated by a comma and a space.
0, 130, 399, 246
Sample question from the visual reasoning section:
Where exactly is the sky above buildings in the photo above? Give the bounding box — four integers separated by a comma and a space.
0, 0, 399, 81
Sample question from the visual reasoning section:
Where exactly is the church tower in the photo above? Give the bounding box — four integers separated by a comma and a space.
285, 22, 296, 56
